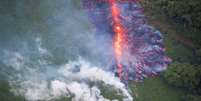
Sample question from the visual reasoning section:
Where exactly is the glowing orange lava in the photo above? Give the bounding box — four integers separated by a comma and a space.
109, 0, 126, 80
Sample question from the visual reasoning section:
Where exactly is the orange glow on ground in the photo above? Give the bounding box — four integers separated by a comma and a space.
109, 0, 126, 80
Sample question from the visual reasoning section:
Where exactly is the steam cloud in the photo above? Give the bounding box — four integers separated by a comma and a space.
1, 38, 132, 101
0, 0, 133, 101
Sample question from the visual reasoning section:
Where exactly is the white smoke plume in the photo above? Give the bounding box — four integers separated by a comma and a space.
1, 38, 133, 101
0, 0, 134, 101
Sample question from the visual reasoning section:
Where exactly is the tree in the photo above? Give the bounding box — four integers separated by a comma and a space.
163, 63, 200, 92
185, 95, 201, 101
140, 0, 201, 30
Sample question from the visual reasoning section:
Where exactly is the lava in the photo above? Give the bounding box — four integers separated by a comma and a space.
83, 0, 171, 82
109, 0, 126, 80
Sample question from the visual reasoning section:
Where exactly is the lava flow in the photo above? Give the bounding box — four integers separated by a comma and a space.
109, 0, 126, 80
83, 0, 171, 82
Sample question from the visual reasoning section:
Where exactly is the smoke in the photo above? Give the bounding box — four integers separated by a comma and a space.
0, 0, 133, 101
1, 39, 132, 101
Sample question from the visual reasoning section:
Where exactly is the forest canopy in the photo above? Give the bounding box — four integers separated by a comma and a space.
141, 0, 201, 30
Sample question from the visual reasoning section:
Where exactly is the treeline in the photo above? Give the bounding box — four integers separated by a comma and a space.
163, 63, 201, 101
141, 0, 201, 30
140, 1, 201, 101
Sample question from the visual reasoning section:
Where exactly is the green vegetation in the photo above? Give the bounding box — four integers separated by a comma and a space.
100, 84, 124, 101
0, 0, 201, 101
185, 95, 201, 101
130, 31, 201, 101
163, 63, 201, 92
141, 0, 201, 30
130, 30, 195, 101
135, 1, 201, 101
53, 97, 72, 101
141, 0, 201, 47
164, 35, 194, 63
0, 79, 24, 101
130, 77, 186, 101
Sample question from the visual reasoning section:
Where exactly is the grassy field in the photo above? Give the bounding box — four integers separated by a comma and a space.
131, 77, 186, 101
